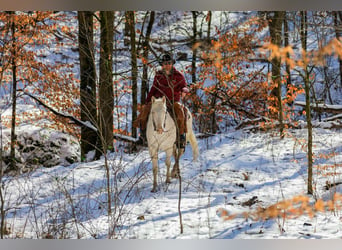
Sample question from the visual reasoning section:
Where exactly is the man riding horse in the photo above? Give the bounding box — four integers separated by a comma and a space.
133, 52, 189, 149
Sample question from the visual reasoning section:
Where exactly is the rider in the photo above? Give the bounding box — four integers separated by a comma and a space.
133, 52, 189, 148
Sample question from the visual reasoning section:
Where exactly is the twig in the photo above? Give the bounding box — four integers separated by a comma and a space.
178, 174, 183, 234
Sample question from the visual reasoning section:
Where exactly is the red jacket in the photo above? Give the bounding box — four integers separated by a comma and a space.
146, 67, 188, 105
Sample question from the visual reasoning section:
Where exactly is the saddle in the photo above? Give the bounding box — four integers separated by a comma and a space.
133, 101, 187, 135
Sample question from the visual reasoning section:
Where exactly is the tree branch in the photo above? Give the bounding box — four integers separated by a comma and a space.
294, 101, 342, 114
20, 90, 97, 132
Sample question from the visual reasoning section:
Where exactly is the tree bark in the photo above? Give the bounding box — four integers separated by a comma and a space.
268, 11, 285, 138
207, 11, 212, 42
9, 12, 17, 171
300, 11, 313, 195
141, 11, 155, 105
78, 11, 98, 160
191, 11, 198, 85
333, 11, 342, 89
284, 13, 293, 102
126, 11, 138, 139
99, 11, 114, 154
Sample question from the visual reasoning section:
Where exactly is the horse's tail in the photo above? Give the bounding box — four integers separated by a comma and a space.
187, 130, 199, 161
185, 107, 199, 161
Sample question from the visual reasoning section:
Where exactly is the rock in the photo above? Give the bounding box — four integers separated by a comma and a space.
1, 124, 80, 172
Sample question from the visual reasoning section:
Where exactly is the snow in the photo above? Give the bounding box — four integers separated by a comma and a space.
2, 124, 342, 239
2, 11, 342, 241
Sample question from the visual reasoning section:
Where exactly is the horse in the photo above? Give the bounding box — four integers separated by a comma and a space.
146, 96, 199, 193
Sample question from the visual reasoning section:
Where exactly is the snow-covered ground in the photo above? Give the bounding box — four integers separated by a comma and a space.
2, 122, 342, 239
1, 10, 342, 242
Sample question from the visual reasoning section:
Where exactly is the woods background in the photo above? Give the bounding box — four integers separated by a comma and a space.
1, 11, 342, 238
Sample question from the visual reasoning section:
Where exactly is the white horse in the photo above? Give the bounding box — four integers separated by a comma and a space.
146, 96, 199, 192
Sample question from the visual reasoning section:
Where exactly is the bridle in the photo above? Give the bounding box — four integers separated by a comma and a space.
151, 106, 168, 133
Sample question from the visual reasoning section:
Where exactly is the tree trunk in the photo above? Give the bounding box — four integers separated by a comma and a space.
126, 11, 138, 139
207, 11, 212, 42
333, 11, 342, 89
10, 12, 17, 172
141, 11, 155, 105
0, 115, 4, 238
209, 80, 219, 134
206, 11, 219, 134
99, 11, 114, 154
191, 11, 198, 85
78, 11, 98, 161
300, 11, 313, 195
268, 11, 285, 138
284, 13, 293, 103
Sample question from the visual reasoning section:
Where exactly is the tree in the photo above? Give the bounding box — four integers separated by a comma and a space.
263, 12, 342, 195
283, 13, 293, 100
191, 11, 198, 85
98, 11, 114, 155
300, 11, 313, 195
333, 11, 342, 88
8, 12, 18, 171
126, 11, 138, 139
0, 11, 79, 237
194, 15, 269, 132
98, 12, 115, 223
78, 11, 98, 160
78, 11, 115, 160
0, 11, 79, 168
140, 11, 155, 105
267, 11, 285, 138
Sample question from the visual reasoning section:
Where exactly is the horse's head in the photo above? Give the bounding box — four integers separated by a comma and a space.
151, 96, 167, 134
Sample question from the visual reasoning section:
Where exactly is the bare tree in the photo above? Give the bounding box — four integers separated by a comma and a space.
300, 11, 313, 195
126, 11, 138, 139
284, 12, 293, 99
78, 11, 98, 160
8, 12, 18, 172
98, 11, 114, 154
333, 11, 342, 88
140, 11, 155, 105
191, 11, 198, 85
268, 11, 285, 138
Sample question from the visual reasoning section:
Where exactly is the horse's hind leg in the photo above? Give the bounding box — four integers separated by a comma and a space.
151, 154, 159, 193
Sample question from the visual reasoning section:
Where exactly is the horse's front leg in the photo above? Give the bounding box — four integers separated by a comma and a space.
151, 154, 159, 193
165, 150, 172, 184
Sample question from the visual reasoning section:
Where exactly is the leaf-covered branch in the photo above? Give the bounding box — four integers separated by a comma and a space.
217, 193, 342, 222
20, 90, 97, 132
